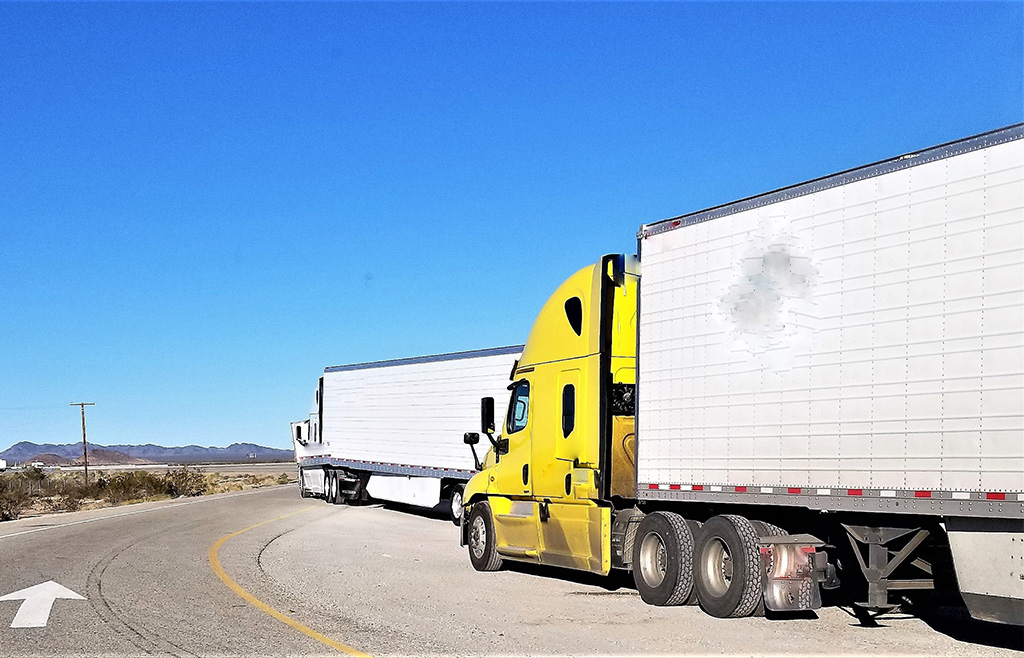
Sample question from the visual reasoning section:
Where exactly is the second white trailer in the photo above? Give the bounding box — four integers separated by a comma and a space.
293, 345, 522, 522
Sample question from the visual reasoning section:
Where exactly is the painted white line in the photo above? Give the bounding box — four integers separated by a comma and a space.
0, 581, 85, 628
0, 487, 290, 541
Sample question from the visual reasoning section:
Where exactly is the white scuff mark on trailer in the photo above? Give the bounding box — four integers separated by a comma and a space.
717, 213, 820, 370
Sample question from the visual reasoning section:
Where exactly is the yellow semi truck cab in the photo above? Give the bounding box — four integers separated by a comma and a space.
461, 254, 638, 574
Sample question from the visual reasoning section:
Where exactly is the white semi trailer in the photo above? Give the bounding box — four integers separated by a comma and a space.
292, 346, 522, 523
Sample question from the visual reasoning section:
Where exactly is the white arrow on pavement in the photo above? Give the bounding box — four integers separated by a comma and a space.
0, 581, 86, 628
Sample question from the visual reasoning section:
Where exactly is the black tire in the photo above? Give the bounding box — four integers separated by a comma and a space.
754, 521, 786, 539
448, 484, 466, 526
467, 501, 502, 571
329, 471, 342, 505
694, 514, 765, 618
682, 519, 703, 605
632, 511, 695, 606
749, 521, 787, 617
299, 472, 310, 498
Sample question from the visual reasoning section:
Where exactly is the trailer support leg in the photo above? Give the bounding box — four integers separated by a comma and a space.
842, 524, 934, 613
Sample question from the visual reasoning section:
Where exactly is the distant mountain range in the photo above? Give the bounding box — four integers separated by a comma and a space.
0, 441, 293, 465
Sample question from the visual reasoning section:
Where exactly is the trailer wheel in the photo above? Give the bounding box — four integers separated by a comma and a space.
694, 515, 764, 618
683, 519, 703, 605
448, 484, 466, 526
632, 511, 695, 606
299, 472, 310, 498
467, 502, 502, 572
329, 471, 342, 505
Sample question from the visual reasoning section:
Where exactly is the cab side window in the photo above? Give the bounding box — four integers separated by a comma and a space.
562, 384, 575, 438
506, 380, 530, 434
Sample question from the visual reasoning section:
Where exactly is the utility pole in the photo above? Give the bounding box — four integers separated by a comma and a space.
70, 403, 95, 486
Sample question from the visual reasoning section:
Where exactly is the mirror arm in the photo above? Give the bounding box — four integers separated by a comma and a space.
468, 444, 483, 472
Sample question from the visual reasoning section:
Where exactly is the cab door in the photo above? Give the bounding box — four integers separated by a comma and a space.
489, 378, 540, 556
536, 364, 609, 574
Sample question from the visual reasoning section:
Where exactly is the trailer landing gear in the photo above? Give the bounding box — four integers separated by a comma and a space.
842, 524, 934, 622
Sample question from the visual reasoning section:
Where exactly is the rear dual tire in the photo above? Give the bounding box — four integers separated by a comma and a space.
632, 511, 697, 606
326, 470, 342, 505
632, 512, 769, 618
693, 515, 765, 618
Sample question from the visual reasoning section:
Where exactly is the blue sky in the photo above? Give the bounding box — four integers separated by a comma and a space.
1, 2, 1021, 451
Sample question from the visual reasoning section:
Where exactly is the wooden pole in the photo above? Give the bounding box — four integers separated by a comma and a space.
70, 403, 95, 486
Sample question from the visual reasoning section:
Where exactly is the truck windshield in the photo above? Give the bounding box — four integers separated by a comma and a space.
506, 381, 530, 434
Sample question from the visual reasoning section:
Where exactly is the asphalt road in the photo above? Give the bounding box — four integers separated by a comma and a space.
0, 486, 1020, 657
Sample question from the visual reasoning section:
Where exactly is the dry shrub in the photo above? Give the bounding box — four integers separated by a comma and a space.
164, 466, 207, 497
101, 471, 168, 504
0, 477, 31, 521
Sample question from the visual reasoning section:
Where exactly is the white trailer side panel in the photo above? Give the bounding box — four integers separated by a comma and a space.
637, 129, 1024, 498
321, 348, 521, 471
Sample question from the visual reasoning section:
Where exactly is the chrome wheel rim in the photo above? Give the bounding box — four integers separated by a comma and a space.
639, 531, 668, 588
451, 489, 464, 520
703, 537, 733, 596
470, 514, 487, 559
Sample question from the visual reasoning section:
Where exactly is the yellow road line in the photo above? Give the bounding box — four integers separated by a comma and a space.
209, 505, 371, 657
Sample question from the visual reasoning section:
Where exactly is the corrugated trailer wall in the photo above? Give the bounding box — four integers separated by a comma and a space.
321, 349, 520, 471
636, 126, 1023, 506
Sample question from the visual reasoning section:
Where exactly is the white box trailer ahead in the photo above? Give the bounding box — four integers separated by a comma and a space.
458, 124, 1023, 627
292, 345, 522, 522
634, 124, 1023, 623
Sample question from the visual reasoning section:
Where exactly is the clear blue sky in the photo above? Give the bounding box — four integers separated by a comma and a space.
1, 2, 1021, 451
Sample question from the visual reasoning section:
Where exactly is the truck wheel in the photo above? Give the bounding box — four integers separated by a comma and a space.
754, 521, 786, 539
467, 502, 502, 572
299, 473, 310, 498
749, 521, 786, 616
448, 484, 466, 526
694, 515, 764, 618
632, 511, 695, 606
329, 471, 341, 505
683, 519, 703, 605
